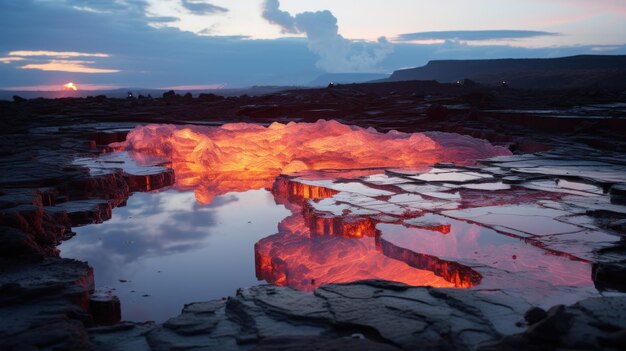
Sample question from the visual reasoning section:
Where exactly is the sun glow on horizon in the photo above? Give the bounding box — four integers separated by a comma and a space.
63, 82, 78, 91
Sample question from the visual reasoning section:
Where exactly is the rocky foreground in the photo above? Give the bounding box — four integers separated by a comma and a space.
1, 80, 626, 350
88, 281, 626, 351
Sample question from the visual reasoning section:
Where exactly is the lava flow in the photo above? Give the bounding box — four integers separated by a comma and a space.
114, 120, 510, 204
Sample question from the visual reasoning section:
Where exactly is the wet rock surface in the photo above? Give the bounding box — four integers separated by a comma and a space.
0, 257, 94, 351
89, 281, 626, 351
91, 281, 525, 350
1, 80, 626, 349
479, 297, 626, 350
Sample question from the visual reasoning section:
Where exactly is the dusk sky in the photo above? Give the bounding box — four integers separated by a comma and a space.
1, 0, 625, 90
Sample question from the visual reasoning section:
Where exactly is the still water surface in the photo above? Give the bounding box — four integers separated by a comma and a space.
60, 189, 290, 322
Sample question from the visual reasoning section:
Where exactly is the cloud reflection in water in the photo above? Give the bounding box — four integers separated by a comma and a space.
60, 188, 290, 322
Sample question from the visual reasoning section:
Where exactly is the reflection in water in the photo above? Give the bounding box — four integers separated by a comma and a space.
60, 189, 291, 322
255, 179, 464, 290
379, 214, 591, 289
378, 239, 482, 288
254, 178, 588, 292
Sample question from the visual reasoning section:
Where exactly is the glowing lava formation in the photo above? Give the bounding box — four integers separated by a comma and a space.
115, 120, 510, 204
63, 82, 78, 91
108, 121, 594, 294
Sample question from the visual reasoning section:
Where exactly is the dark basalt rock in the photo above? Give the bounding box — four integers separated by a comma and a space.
426, 103, 447, 119
0, 257, 94, 351
592, 261, 626, 291
12, 95, 26, 103
524, 305, 572, 343
610, 184, 626, 205
0, 189, 72, 257
198, 93, 225, 102
89, 322, 156, 351
501, 176, 525, 184
89, 288, 122, 326
89, 282, 626, 351
608, 218, 626, 233
253, 336, 402, 351
162, 90, 176, 101
524, 307, 547, 325
0, 225, 38, 256
479, 297, 626, 350
49, 199, 113, 226
88, 281, 530, 351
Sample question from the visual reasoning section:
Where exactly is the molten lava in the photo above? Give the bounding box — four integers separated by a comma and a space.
115, 120, 510, 204
63, 82, 78, 91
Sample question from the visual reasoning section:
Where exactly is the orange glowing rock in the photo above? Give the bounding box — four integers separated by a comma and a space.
114, 120, 510, 205
63, 82, 78, 91
111, 124, 593, 293
272, 176, 338, 203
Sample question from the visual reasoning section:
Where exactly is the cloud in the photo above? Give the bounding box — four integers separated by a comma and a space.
1, 0, 624, 90
396, 30, 558, 42
180, 0, 227, 15
9, 50, 110, 58
5, 50, 119, 73
0, 57, 26, 64
261, 0, 393, 73
1, 83, 121, 91
0, 0, 319, 87
262, 0, 297, 34
19, 59, 120, 73
147, 16, 180, 23
64, 0, 148, 14
161, 84, 225, 90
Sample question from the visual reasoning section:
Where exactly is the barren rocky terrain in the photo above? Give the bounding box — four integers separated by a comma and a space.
1, 80, 625, 350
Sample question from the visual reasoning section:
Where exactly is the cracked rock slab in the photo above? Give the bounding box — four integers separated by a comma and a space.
95, 281, 532, 351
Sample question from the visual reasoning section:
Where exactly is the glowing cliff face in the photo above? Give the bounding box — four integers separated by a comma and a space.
114, 120, 510, 204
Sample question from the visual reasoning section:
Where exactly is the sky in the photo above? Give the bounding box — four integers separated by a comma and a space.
1, 0, 625, 90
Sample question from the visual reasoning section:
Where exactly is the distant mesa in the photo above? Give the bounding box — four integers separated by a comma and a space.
386, 54, 626, 90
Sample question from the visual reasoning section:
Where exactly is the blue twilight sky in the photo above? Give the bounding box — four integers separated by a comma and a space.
1, 0, 625, 90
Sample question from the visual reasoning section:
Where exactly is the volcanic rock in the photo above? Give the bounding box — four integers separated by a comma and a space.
12, 95, 26, 103
0, 225, 37, 256
479, 297, 626, 350
610, 184, 626, 205
592, 261, 626, 291
0, 257, 94, 351
89, 281, 531, 350
162, 90, 176, 101
524, 307, 547, 325
426, 103, 447, 119
90, 288, 122, 326
197, 93, 225, 102
89, 281, 626, 351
